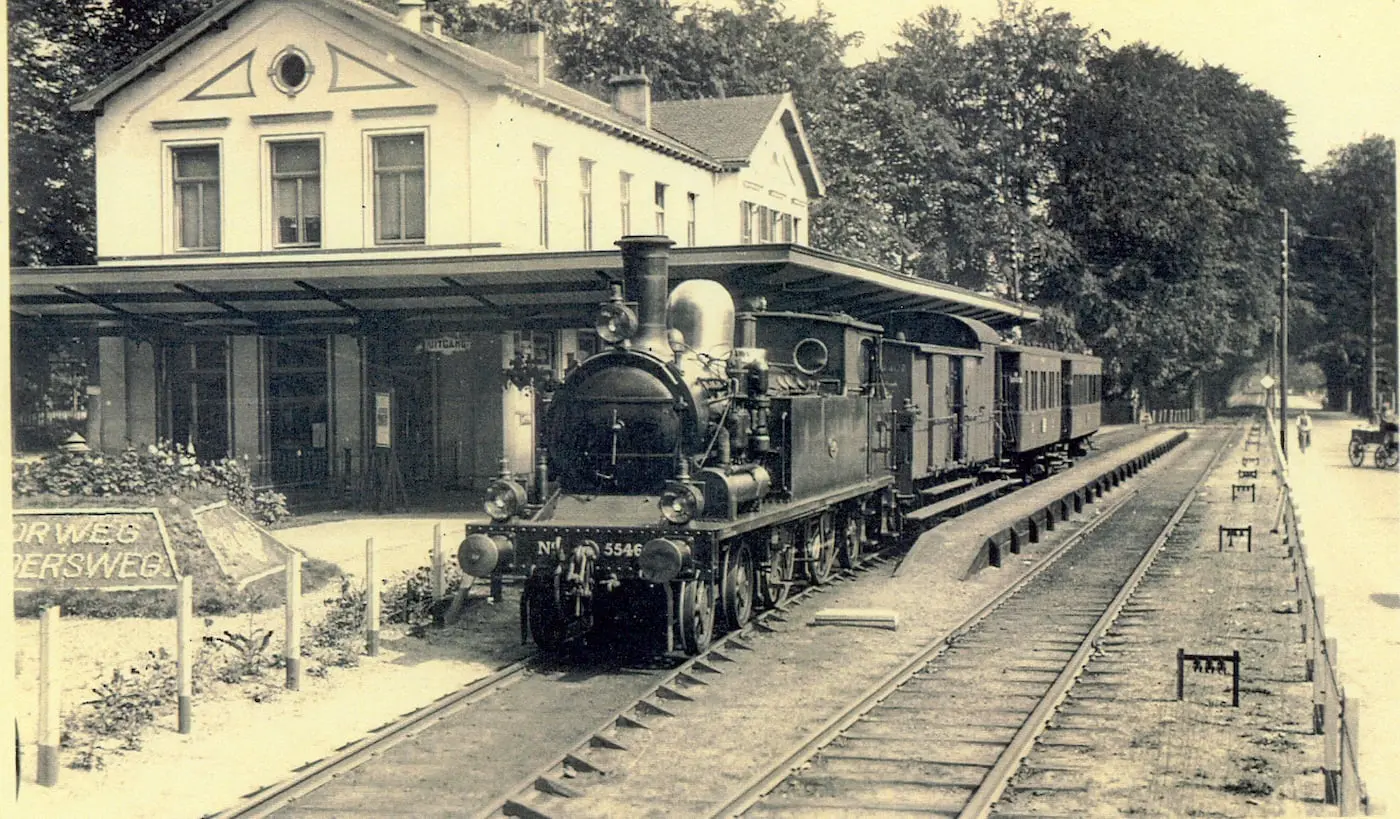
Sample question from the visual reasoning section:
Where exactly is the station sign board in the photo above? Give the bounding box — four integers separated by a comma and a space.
192, 501, 299, 587
13, 508, 180, 591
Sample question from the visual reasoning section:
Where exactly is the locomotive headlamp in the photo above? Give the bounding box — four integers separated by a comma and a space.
659, 480, 705, 525
483, 478, 527, 522
595, 302, 639, 344
638, 537, 691, 584
458, 533, 514, 577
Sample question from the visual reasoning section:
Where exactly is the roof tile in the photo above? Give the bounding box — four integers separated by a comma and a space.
651, 94, 787, 164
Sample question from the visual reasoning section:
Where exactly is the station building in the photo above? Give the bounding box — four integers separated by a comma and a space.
12, 0, 1039, 503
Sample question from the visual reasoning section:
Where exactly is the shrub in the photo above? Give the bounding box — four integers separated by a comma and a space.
206, 628, 276, 683
305, 578, 364, 670
380, 559, 466, 634
69, 649, 183, 752
13, 441, 290, 525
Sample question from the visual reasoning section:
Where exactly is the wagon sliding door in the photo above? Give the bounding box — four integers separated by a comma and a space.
929, 354, 952, 471
964, 352, 995, 464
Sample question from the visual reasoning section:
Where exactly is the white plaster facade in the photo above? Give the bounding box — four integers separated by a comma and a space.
86, 0, 819, 262
63, 0, 824, 497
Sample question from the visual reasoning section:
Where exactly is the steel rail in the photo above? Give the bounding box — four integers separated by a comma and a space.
707, 483, 1144, 818
474, 552, 892, 819
957, 424, 1236, 817
211, 657, 534, 819
708, 426, 1225, 818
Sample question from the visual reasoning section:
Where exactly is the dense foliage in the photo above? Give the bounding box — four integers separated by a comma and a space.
1292, 137, 1397, 412
10, 0, 1394, 410
13, 441, 290, 523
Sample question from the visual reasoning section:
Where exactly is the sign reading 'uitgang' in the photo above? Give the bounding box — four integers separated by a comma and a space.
13, 508, 180, 590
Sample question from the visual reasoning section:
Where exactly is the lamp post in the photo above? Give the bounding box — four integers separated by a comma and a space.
1280, 208, 1289, 458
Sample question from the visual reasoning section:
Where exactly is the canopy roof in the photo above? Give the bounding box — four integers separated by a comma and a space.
12, 244, 1039, 337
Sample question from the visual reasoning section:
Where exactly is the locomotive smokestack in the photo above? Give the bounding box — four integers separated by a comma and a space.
617, 235, 675, 356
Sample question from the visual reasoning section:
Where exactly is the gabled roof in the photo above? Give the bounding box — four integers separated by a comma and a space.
653, 93, 825, 198
68, 0, 820, 185
653, 94, 787, 164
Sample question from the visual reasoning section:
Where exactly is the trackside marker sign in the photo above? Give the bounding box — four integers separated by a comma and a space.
13, 509, 180, 590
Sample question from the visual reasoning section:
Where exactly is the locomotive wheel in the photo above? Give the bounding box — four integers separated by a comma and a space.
804, 513, 837, 585
721, 543, 755, 629
1349, 439, 1366, 467
524, 579, 568, 651
756, 543, 794, 609
679, 580, 715, 655
837, 512, 864, 570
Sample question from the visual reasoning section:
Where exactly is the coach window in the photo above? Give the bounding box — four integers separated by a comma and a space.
271, 140, 321, 247
372, 133, 426, 244
172, 145, 221, 251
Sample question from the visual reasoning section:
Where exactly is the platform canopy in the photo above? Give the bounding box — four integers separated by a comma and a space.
11, 243, 1038, 337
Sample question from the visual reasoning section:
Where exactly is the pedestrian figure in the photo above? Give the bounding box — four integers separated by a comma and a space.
1381, 402, 1398, 449
1296, 410, 1312, 453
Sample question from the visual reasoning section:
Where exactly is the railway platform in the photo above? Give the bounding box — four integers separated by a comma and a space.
1282, 410, 1400, 812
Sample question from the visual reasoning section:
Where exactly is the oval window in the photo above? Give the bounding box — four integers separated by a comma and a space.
270, 48, 312, 95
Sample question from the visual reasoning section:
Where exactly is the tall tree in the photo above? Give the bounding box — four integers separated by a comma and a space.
1045, 44, 1300, 403
1295, 136, 1397, 412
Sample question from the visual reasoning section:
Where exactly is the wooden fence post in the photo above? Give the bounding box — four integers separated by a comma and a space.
1314, 630, 1332, 735
365, 538, 380, 656
1324, 681, 1342, 805
285, 553, 302, 691
1342, 695, 1362, 814
177, 576, 193, 734
432, 523, 446, 601
37, 606, 60, 787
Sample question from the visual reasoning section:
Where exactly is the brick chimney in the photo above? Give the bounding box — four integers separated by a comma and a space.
608, 74, 652, 128
472, 23, 548, 85
396, 0, 425, 31
421, 8, 443, 37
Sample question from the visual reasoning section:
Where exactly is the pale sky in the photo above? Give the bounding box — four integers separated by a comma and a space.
778, 0, 1400, 168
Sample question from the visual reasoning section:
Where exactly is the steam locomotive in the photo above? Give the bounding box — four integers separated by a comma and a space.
459, 236, 1101, 655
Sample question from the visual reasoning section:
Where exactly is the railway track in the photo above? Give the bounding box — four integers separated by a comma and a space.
209, 429, 1183, 819
711, 426, 1233, 818
211, 552, 892, 819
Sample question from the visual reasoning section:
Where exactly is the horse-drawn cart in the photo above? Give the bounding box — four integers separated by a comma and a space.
1348, 427, 1398, 468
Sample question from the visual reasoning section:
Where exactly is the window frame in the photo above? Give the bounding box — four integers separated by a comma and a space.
686, 192, 698, 246
168, 141, 223, 253
740, 202, 753, 244
619, 171, 633, 236
367, 129, 428, 246
579, 158, 595, 250
266, 136, 324, 249
654, 182, 666, 235
533, 144, 551, 249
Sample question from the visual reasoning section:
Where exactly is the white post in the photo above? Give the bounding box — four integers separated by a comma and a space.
432, 523, 446, 601
177, 577, 193, 734
37, 607, 60, 787
285, 553, 302, 690
366, 538, 380, 656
